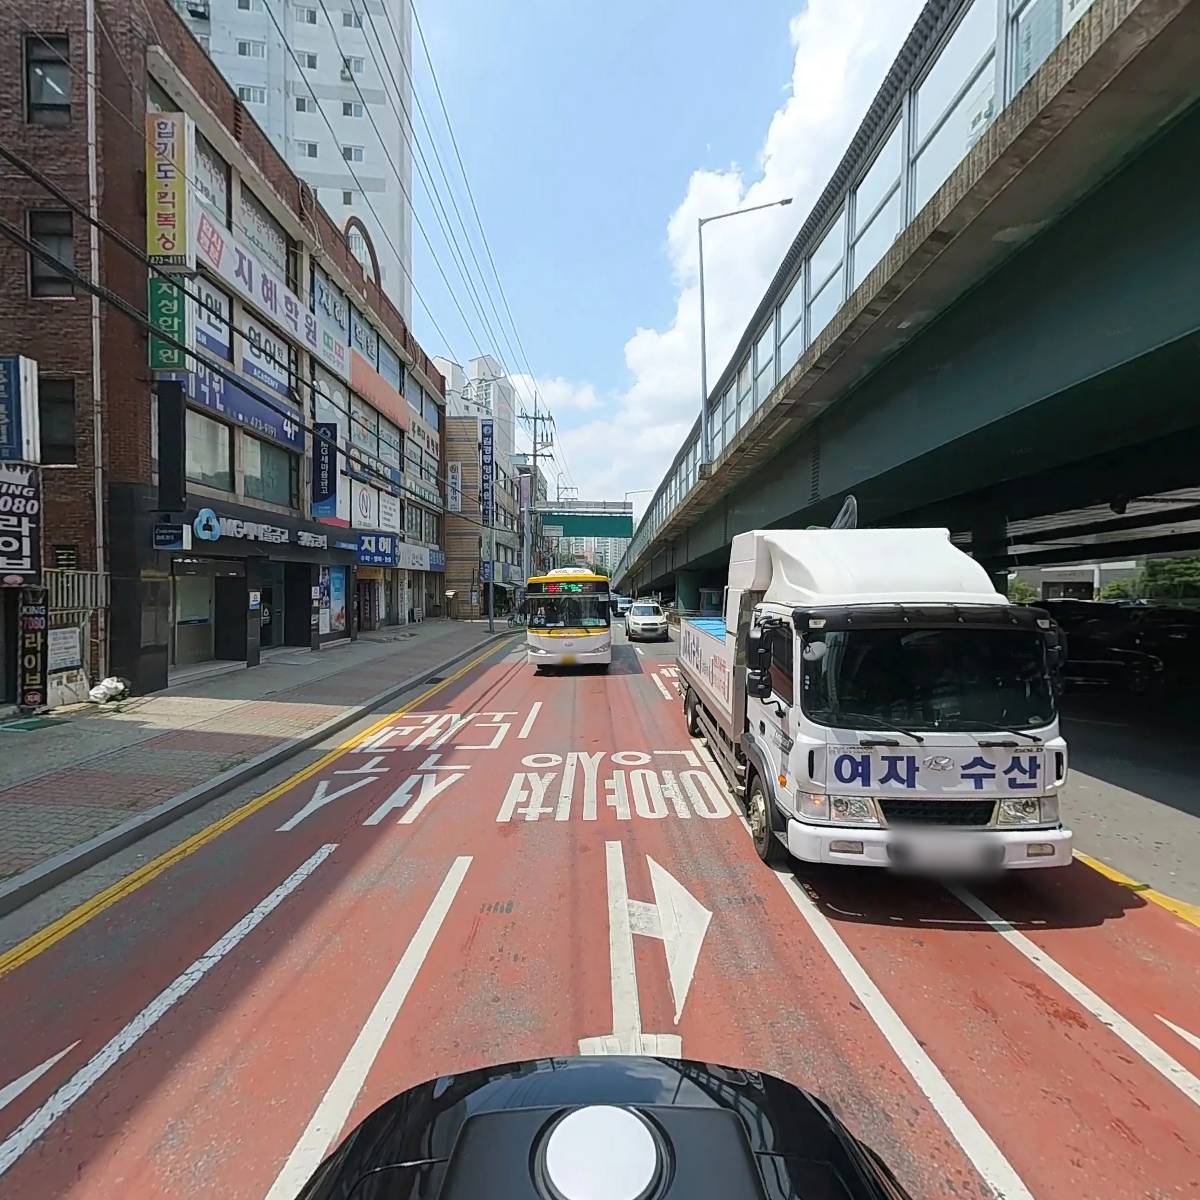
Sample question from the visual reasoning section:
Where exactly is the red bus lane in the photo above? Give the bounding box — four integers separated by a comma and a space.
0, 637, 1194, 1199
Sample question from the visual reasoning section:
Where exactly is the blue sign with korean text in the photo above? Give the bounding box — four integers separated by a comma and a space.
164, 366, 302, 451
480, 418, 494, 525
429, 548, 446, 572
312, 421, 338, 519
357, 532, 397, 567
0, 356, 39, 463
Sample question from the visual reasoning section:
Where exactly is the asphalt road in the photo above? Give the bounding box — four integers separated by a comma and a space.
0, 627, 1196, 1199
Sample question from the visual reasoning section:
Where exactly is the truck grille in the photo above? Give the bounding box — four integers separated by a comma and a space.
879, 798, 994, 827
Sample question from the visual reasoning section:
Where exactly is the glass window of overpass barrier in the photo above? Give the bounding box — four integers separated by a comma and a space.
913, 64, 996, 211
915, 0, 997, 142
852, 187, 902, 289
754, 321, 776, 403
808, 207, 846, 294
1011, 0, 1077, 94
808, 264, 844, 343
853, 121, 903, 229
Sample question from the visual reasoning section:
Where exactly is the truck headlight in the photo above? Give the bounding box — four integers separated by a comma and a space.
797, 792, 830, 822
998, 796, 1059, 826
830, 795, 880, 827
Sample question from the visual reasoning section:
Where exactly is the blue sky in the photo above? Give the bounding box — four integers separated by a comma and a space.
409, 0, 924, 505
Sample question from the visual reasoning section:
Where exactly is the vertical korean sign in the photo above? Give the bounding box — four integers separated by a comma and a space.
0, 462, 41, 584
0, 356, 40, 463
146, 112, 195, 270
480, 420, 494, 525
312, 421, 338, 519
447, 461, 462, 513
147, 278, 194, 369
18, 588, 48, 711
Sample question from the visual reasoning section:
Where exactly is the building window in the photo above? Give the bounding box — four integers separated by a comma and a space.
299, 51, 318, 69
53, 545, 78, 568
25, 35, 70, 126
245, 435, 299, 506
237, 40, 267, 58
237, 85, 267, 105
424, 511, 440, 545
294, 5, 317, 24
38, 377, 76, 464
186, 409, 233, 491
295, 96, 315, 113
28, 209, 74, 297
406, 504, 422, 537
343, 10, 363, 27
342, 189, 355, 205
296, 140, 319, 158
343, 55, 364, 75
237, 0, 265, 10
342, 101, 364, 118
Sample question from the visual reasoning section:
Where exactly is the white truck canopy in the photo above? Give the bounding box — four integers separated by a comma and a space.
727, 528, 1005, 609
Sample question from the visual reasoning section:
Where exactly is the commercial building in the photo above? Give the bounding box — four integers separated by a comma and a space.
438, 353, 518, 473
169, 0, 413, 320
0, 0, 443, 707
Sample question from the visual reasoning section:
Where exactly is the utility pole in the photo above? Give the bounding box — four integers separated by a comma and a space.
519, 392, 554, 579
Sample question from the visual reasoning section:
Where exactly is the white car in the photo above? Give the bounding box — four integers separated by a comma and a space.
625, 601, 668, 641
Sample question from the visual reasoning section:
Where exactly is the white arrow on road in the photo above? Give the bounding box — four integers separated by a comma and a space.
1157, 1015, 1200, 1054
0, 1044, 78, 1115
580, 842, 711, 1056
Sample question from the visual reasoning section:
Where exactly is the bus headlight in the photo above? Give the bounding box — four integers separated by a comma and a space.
830, 795, 880, 826
998, 796, 1058, 826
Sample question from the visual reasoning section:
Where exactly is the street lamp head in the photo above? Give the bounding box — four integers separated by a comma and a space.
779, 197, 793, 206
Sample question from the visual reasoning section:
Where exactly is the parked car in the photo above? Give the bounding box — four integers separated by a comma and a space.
1061, 633, 1165, 694
625, 601, 669, 641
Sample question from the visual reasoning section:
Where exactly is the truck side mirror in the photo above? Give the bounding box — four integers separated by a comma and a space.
746, 669, 773, 700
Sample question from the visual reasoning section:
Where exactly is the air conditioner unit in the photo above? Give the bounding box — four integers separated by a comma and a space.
340, 66, 353, 81
186, 0, 210, 18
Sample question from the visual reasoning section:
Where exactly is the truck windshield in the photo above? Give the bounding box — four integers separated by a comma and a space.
529, 597, 611, 630
801, 627, 1055, 732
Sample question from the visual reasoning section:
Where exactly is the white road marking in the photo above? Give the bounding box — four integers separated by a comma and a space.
1157, 1015, 1200, 1055
265, 856, 473, 1200
648, 856, 711, 1022
0, 845, 337, 1179
776, 872, 1034, 1200
277, 778, 371, 832
517, 701, 543, 739
0, 1044, 78, 1115
634, 647, 644, 656
651, 673, 672, 700
950, 886, 1200, 1108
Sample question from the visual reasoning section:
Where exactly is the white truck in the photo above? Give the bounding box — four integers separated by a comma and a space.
677, 521, 1072, 872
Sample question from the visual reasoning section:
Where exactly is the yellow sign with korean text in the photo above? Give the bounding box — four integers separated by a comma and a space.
145, 112, 195, 270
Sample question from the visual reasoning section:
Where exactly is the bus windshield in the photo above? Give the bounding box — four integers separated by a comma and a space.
529, 596, 611, 630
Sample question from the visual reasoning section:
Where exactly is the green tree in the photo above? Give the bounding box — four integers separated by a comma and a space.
1097, 578, 1135, 601
1007, 577, 1038, 604
1138, 556, 1200, 601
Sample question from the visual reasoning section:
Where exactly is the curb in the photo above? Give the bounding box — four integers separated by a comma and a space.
0, 631, 514, 920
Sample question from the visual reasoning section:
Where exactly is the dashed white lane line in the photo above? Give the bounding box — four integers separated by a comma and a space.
518, 701, 542, 739
265, 855, 473, 1199
777, 873, 1034, 1200
0, 844, 338, 1180
651, 674, 672, 700
950, 886, 1200, 1108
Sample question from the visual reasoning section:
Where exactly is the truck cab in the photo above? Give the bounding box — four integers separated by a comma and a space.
678, 528, 1071, 873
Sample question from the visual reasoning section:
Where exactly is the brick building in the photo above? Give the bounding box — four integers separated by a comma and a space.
0, 0, 445, 707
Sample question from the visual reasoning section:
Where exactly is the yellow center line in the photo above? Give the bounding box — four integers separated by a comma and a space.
0, 637, 513, 981
1076, 851, 1200, 929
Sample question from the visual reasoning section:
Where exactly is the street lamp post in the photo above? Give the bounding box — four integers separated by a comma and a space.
698, 197, 793, 464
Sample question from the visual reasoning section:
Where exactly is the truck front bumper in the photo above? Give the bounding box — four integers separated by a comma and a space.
785, 820, 1073, 870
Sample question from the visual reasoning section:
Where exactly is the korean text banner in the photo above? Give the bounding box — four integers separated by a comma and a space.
145, 112, 195, 270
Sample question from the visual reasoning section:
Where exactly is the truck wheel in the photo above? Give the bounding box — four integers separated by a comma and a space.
747, 774, 787, 867
685, 690, 702, 738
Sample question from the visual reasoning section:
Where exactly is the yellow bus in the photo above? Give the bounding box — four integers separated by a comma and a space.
525, 569, 612, 670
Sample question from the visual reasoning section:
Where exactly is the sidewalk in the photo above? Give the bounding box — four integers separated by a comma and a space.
0, 621, 508, 910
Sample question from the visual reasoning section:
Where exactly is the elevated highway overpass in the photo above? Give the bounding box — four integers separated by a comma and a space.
613, 0, 1200, 605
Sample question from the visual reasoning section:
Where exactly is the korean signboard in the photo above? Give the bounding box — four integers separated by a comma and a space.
193, 277, 232, 361
195, 212, 348, 377
241, 312, 292, 399
447, 461, 462, 513
145, 112, 195, 270
312, 267, 351, 381
0, 356, 40, 463
480, 419, 494, 524
378, 491, 401, 533
0, 462, 41, 583
350, 305, 380, 367
312, 421, 338, 519
147, 278, 194, 370
193, 132, 229, 223
378, 339, 402, 393
18, 588, 48, 710
236, 186, 289, 278
163, 365, 302, 450
357, 532, 397, 567
352, 479, 380, 530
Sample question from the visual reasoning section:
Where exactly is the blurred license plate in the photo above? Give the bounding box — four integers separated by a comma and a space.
889, 833, 997, 873
561, 654, 576, 665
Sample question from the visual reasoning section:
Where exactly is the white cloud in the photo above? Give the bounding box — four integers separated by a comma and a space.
535, 0, 923, 514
